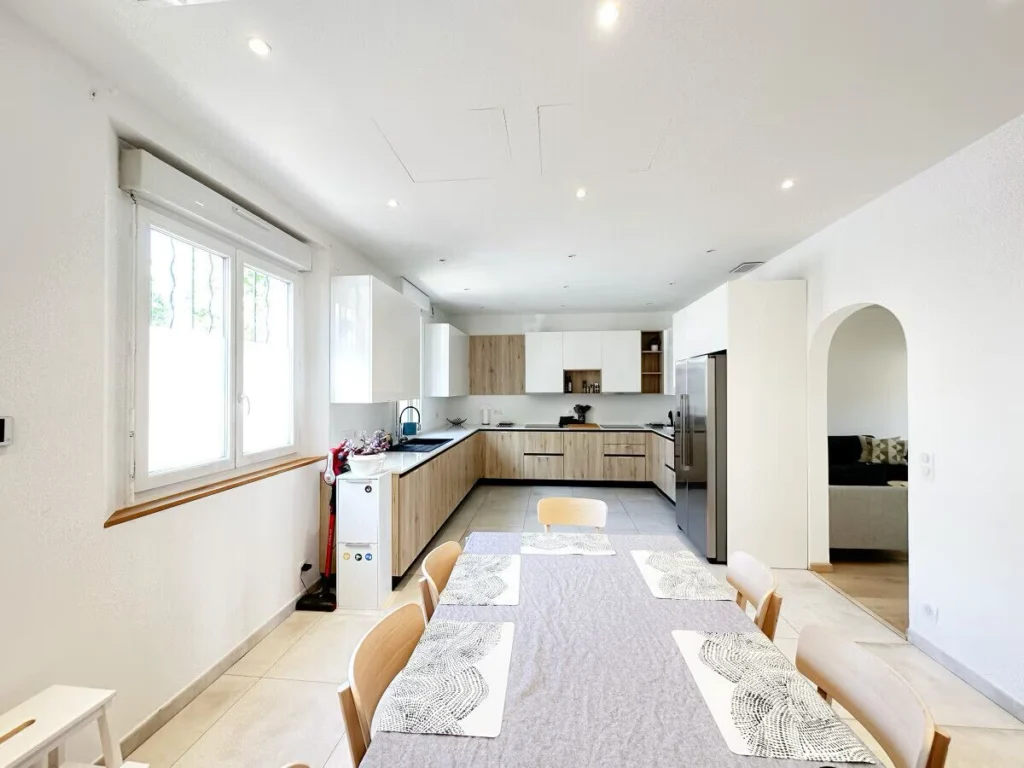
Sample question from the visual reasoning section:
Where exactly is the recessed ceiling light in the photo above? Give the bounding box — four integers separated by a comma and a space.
645, 301, 654, 306
568, 253, 576, 258
561, 303, 567, 308
780, 178, 795, 190
463, 288, 470, 291
669, 281, 675, 286
563, 284, 570, 290
597, 2, 620, 29
575, 188, 587, 199
438, 258, 446, 263
248, 38, 272, 57
387, 198, 399, 208
705, 248, 716, 254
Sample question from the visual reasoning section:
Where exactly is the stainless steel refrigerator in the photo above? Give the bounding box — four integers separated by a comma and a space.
674, 353, 728, 563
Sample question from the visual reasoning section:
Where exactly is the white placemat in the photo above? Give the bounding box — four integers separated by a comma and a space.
520, 532, 615, 556
631, 550, 733, 601
439, 555, 521, 606
673, 631, 874, 763
373, 620, 516, 738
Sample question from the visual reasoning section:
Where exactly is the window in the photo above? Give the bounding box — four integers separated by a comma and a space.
133, 207, 298, 492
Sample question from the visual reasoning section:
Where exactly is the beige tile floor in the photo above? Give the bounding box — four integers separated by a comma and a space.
129, 484, 1024, 768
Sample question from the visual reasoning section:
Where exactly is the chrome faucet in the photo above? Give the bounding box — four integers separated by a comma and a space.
397, 405, 421, 442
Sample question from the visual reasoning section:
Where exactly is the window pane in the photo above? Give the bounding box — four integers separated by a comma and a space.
242, 265, 294, 455
148, 227, 229, 475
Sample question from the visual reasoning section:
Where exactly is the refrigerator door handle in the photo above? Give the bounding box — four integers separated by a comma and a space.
681, 394, 691, 470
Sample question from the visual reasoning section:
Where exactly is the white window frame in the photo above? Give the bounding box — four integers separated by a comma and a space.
235, 251, 299, 468
132, 205, 300, 495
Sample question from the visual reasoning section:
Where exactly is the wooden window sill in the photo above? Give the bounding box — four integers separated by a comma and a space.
105, 456, 322, 529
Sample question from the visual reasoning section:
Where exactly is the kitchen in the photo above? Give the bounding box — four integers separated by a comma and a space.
328, 275, 682, 598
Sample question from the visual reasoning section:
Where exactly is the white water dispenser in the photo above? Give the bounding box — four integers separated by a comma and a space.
334, 475, 393, 610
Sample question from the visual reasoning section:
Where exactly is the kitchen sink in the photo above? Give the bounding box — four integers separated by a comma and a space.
388, 438, 453, 453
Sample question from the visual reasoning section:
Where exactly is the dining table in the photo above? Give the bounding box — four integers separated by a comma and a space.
360, 532, 875, 767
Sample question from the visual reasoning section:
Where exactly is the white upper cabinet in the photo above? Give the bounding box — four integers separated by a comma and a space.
525, 332, 564, 393
600, 330, 641, 393
562, 331, 603, 370
425, 323, 469, 397
331, 275, 421, 403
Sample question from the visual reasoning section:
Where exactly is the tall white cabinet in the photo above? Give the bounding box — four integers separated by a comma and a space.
330, 275, 421, 403
600, 331, 641, 392
425, 323, 469, 397
525, 332, 564, 393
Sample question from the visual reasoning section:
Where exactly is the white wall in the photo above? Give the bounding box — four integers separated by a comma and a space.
827, 307, 908, 437
0, 12, 371, 760
747, 112, 1024, 710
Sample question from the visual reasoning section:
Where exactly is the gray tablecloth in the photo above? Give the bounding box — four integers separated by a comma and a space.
361, 533, 872, 767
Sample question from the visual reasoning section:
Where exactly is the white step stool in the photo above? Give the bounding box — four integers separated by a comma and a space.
0, 686, 147, 768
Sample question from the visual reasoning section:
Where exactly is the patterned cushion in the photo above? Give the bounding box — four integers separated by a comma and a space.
857, 435, 874, 463
869, 437, 907, 466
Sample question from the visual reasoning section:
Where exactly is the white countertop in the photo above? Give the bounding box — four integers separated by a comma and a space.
338, 423, 674, 480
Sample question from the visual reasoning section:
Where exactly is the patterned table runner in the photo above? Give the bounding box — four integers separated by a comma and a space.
631, 550, 733, 601
520, 532, 615, 555
673, 631, 875, 763
373, 620, 516, 738
439, 555, 521, 606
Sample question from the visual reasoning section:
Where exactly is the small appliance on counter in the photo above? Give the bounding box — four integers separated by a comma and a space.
481, 407, 491, 425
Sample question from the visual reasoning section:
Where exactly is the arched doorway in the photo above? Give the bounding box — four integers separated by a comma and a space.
810, 305, 909, 633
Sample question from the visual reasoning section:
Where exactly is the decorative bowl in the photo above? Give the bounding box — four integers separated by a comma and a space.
347, 453, 386, 475
446, 417, 468, 427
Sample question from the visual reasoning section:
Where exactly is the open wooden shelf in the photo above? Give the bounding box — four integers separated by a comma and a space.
565, 369, 601, 394
640, 330, 664, 394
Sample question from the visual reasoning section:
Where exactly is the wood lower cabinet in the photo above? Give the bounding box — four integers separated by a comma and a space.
647, 432, 676, 499
391, 433, 483, 577
523, 454, 565, 480
563, 432, 604, 480
603, 456, 646, 482
484, 430, 525, 479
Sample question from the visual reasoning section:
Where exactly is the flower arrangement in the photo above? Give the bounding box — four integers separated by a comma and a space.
323, 430, 392, 483
351, 429, 392, 455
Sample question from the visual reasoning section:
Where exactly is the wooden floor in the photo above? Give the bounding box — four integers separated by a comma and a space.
819, 558, 909, 634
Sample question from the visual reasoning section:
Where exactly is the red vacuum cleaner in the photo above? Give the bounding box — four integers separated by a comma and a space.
296, 442, 351, 612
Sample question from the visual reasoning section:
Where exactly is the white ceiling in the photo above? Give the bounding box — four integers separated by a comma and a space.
9, 0, 1024, 313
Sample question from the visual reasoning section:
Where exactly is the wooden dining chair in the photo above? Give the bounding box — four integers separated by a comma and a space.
537, 497, 608, 531
337, 603, 425, 766
726, 550, 783, 641
796, 624, 950, 768
421, 540, 462, 618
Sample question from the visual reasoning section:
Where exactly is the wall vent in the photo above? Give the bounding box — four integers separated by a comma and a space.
729, 261, 764, 275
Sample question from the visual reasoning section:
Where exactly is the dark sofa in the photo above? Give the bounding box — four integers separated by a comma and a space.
828, 435, 908, 486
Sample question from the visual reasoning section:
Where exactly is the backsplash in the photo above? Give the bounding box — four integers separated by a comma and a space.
445, 395, 675, 426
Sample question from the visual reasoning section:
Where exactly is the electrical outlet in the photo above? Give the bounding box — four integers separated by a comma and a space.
922, 603, 939, 624
919, 452, 935, 481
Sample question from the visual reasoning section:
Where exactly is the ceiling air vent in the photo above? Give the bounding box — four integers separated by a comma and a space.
729, 261, 764, 275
